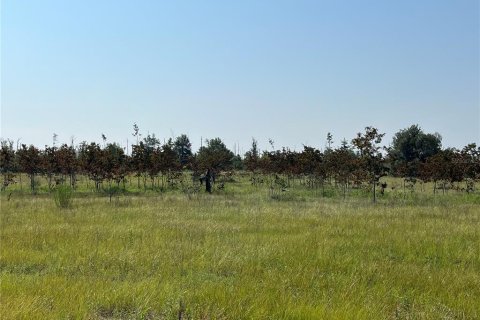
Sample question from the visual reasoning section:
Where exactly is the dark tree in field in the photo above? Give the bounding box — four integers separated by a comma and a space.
43, 146, 58, 190
56, 144, 78, 188
78, 142, 106, 190
147, 146, 162, 187
0, 139, 17, 191
297, 146, 326, 191
460, 144, 480, 191
419, 149, 463, 194
159, 139, 181, 188
390, 125, 442, 177
162, 139, 180, 169
298, 146, 322, 175
173, 134, 193, 167
128, 134, 159, 189
352, 127, 385, 203
197, 138, 234, 171
325, 143, 357, 199
131, 142, 149, 189
104, 143, 128, 187
17, 144, 42, 193
244, 138, 259, 172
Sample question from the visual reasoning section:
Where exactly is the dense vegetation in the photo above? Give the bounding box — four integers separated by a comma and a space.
1, 125, 479, 201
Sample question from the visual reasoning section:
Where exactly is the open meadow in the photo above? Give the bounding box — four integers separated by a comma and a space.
3, 0, 479, 318
1, 175, 479, 319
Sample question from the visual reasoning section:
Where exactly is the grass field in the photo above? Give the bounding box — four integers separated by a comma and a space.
1, 176, 479, 319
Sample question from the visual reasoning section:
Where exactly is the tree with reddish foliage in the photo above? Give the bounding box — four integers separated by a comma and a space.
131, 141, 150, 190
43, 146, 58, 190
460, 143, 480, 191
419, 149, 464, 194
351, 127, 385, 203
0, 139, 17, 191
147, 146, 162, 188
160, 139, 181, 189
56, 144, 78, 188
78, 142, 106, 191
131, 134, 160, 190
297, 146, 322, 175
4, 125, 480, 199
147, 141, 180, 190
103, 143, 128, 188
17, 144, 42, 193
297, 146, 326, 193
326, 143, 357, 199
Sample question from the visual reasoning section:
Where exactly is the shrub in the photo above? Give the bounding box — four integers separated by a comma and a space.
54, 185, 73, 208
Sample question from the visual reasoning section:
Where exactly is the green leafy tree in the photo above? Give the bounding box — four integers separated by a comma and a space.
390, 124, 442, 177
173, 134, 193, 166
143, 133, 160, 151
197, 138, 234, 171
244, 138, 259, 172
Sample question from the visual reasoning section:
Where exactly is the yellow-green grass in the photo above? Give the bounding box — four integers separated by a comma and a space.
1, 193, 479, 319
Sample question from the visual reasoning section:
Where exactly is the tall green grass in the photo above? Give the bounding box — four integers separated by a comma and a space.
53, 185, 73, 208
1, 192, 479, 319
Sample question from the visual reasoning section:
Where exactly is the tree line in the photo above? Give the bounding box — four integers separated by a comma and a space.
1, 124, 479, 199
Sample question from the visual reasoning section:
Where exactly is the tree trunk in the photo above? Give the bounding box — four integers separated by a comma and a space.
30, 173, 35, 193
48, 174, 53, 190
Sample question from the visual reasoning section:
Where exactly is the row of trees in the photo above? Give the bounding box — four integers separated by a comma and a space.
0, 132, 237, 192
1, 125, 479, 198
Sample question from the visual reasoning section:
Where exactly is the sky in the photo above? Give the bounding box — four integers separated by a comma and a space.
1, 0, 479, 153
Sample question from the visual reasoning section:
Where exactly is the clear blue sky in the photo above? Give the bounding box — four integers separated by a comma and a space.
1, 0, 479, 153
